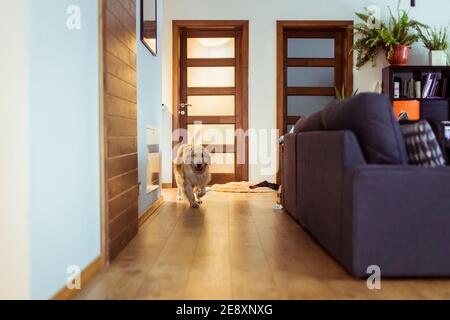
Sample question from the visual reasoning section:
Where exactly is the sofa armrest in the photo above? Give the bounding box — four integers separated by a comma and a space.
344, 165, 450, 276
295, 131, 366, 256
281, 133, 297, 214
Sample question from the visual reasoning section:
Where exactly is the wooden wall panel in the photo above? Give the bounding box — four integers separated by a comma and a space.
107, 117, 137, 137
107, 0, 137, 37
102, 0, 138, 261
105, 74, 137, 103
105, 95, 137, 119
104, 31, 137, 69
105, 53, 137, 87
107, 137, 137, 157
108, 170, 139, 198
108, 186, 139, 220
108, 154, 138, 177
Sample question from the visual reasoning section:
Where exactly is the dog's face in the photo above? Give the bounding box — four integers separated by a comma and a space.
182, 145, 211, 173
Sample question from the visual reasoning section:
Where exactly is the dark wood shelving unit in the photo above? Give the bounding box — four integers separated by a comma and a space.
382, 65, 450, 121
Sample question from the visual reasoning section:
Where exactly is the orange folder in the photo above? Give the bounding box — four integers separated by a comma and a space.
393, 100, 420, 121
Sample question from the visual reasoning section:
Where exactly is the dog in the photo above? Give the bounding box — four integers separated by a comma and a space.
174, 144, 211, 208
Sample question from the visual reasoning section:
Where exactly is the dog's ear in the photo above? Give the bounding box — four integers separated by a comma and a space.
202, 148, 211, 165
181, 145, 193, 164
174, 144, 188, 165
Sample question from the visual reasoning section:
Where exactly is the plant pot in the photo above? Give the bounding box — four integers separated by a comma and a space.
429, 50, 448, 66
386, 45, 411, 65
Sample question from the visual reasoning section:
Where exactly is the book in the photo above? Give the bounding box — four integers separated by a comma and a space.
415, 81, 421, 99
402, 79, 407, 98
408, 80, 414, 99
445, 127, 450, 140
442, 78, 448, 98
394, 81, 400, 99
422, 73, 437, 98
430, 79, 440, 97
442, 121, 450, 140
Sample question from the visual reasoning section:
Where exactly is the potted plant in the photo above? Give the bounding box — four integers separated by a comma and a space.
417, 25, 449, 66
334, 85, 359, 100
354, 2, 423, 68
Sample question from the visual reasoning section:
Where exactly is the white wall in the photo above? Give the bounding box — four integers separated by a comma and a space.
0, 0, 30, 300
137, 0, 164, 214
28, 0, 101, 299
162, 0, 450, 183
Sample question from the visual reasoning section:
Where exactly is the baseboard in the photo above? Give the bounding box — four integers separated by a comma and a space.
138, 196, 164, 227
52, 255, 105, 300
162, 183, 173, 189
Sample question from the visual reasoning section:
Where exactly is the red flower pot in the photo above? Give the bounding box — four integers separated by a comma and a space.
386, 45, 411, 65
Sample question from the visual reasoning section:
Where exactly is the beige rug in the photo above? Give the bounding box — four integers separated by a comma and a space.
210, 181, 276, 193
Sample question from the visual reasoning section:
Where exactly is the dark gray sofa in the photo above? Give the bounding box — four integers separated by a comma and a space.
282, 93, 450, 277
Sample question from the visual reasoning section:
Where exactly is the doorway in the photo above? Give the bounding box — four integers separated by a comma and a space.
276, 21, 353, 182
172, 21, 249, 185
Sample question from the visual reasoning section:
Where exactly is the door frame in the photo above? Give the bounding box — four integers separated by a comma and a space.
276, 20, 354, 183
172, 20, 249, 186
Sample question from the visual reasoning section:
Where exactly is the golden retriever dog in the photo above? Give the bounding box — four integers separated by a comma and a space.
174, 144, 211, 208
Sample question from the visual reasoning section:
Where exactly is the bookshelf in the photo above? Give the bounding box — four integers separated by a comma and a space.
382, 66, 450, 122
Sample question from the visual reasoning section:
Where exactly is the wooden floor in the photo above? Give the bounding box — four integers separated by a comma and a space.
77, 189, 450, 300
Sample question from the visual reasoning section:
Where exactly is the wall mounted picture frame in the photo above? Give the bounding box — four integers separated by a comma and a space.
140, 0, 157, 56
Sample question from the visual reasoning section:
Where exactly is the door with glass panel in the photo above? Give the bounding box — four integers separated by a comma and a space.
276, 21, 353, 182
173, 22, 249, 185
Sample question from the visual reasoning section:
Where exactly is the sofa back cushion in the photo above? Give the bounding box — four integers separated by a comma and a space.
321, 93, 408, 164
293, 110, 324, 134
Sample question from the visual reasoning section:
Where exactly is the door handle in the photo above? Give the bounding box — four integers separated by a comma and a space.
179, 103, 192, 116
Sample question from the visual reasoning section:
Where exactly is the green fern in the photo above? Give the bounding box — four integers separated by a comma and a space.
354, 0, 423, 68
417, 25, 449, 51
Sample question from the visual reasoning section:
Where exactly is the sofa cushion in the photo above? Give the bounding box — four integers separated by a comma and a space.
426, 119, 449, 163
321, 93, 408, 164
292, 116, 303, 134
401, 120, 446, 167
293, 111, 324, 134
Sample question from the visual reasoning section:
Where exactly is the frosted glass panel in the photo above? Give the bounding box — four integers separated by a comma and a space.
287, 67, 334, 87
187, 96, 235, 116
288, 39, 334, 58
188, 67, 235, 87
210, 153, 235, 173
287, 96, 334, 117
188, 124, 235, 146
187, 38, 235, 59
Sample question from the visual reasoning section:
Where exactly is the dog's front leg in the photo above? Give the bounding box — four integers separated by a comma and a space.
175, 175, 184, 201
195, 187, 206, 204
184, 183, 199, 208
176, 185, 184, 201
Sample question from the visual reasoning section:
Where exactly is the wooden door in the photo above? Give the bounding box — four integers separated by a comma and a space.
276, 21, 353, 182
102, 0, 139, 262
280, 25, 353, 133
173, 21, 249, 185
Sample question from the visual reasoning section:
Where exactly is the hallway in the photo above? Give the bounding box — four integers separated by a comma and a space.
77, 190, 450, 300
